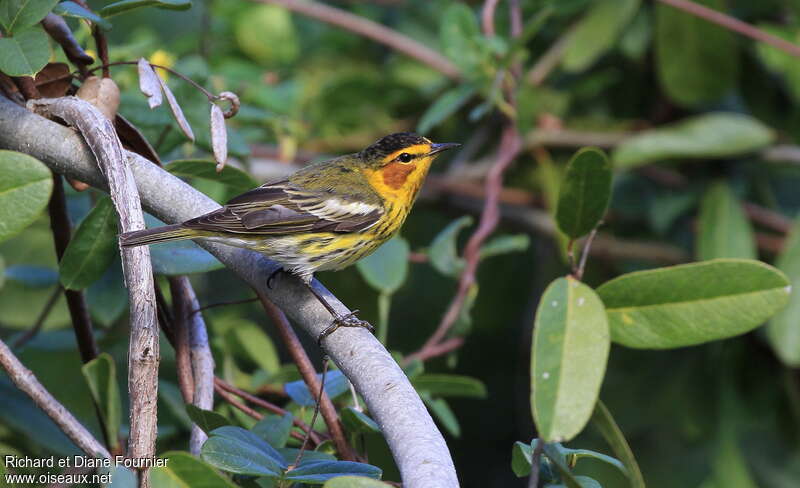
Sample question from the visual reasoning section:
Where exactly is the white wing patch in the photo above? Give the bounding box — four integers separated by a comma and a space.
306, 198, 381, 220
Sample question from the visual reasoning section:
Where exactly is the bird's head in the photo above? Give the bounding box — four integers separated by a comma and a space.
360, 132, 459, 200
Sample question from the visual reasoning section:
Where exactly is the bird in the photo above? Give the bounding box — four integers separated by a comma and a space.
120, 132, 459, 344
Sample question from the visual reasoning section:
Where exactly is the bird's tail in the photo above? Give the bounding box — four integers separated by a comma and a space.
119, 224, 198, 247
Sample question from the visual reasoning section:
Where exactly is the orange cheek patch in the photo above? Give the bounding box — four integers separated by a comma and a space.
382, 162, 416, 190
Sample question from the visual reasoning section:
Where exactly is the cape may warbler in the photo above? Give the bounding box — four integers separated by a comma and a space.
120, 132, 459, 342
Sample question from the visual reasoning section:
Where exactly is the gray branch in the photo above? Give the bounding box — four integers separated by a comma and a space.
27, 97, 160, 487
0, 339, 111, 460
171, 276, 215, 455
0, 95, 459, 488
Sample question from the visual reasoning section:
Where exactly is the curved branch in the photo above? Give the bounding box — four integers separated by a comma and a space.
0, 96, 459, 488
254, 0, 461, 80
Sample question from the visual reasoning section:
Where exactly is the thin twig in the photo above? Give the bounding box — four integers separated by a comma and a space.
0, 338, 111, 459
193, 296, 259, 314
253, 0, 461, 79
482, 0, 501, 37
293, 357, 329, 467
575, 227, 599, 281
12, 285, 61, 349
41, 13, 93, 73
409, 126, 522, 363
28, 97, 160, 488
257, 292, 356, 461
529, 440, 544, 488
213, 377, 321, 444
657, 0, 800, 58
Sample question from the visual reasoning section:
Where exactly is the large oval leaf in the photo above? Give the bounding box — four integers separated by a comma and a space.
0, 150, 53, 243
0, 0, 59, 33
612, 113, 774, 170
655, 0, 737, 107
355, 236, 409, 294
562, 0, 640, 72
597, 259, 790, 349
324, 477, 393, 488
81, 353, 121, 451
201, 426, 286, 476
555, 147, 612, 239
768, 216, 800, 366
59, 197, 119, 290
0, 26, 51, 77
532, 276, 610, 442
696, 182, 756, 261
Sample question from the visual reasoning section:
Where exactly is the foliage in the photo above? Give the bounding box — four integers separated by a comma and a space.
3, 0, 800, 487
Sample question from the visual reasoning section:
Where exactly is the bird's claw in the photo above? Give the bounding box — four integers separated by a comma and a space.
316, 310, 374, 346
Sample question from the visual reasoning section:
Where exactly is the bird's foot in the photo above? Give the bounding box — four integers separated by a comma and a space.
316, 310, 374, 346
267, 268, 286, 289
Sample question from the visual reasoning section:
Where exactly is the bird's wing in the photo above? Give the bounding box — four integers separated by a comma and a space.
182, 179, 384, 235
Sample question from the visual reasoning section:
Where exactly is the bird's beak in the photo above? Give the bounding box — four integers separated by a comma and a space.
428, 142, 461, 156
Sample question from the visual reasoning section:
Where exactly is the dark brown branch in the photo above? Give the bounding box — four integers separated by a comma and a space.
41, 14, 94, 73
657, 0, 800, 58
253, 0, 461, 79
48, 174, 99, 363
13, 77, 40, 99
257, 292, 356, 461
169, 277, 195, 404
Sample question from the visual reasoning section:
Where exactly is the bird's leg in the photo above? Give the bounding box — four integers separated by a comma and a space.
305, 284, 374, 346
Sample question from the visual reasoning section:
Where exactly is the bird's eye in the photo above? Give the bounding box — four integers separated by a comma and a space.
398, 152, 413, 163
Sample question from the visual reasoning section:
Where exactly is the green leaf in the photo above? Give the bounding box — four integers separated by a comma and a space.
282, 460, 382, 484
99, 0, 192, 17
59, 197, 119, 290
562, 447, 627, 478
86, 257, 128, 326
532, 277, 610, 442
555, 147, 612, 239
755, 24, 800, 102
341, 407, 381, 435
201, 426, 287, 476
226, 320, 280, 375
768, 215, 800, 366
597, 259, 791, 349
612, 113, 774, 170
429, 216, 473, 278
439, 3, 483, 74
511, 441, 533, 477
479, 234, 530, 260
356, 236, 409, 294
0, 151, 52, 243
53, 1, 112, 30
655, 0, 737, 107
411, 374, 487, 398
0, 26, 50, 77
417, 84, 476, 134
420, 392, 460, 437
284, 370, 348, 407
0, 0, 58, 33
324, 477, 393, 488
166, 159, 258, 195
81, 353, 121, 451
590, 401, 645, 488
562, 0, 641, 72
150, 451, 238, 488
252, 413, 293, 448
696, 182, 756, 261
185, 405, 231, 435
234, 4, 299, 65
